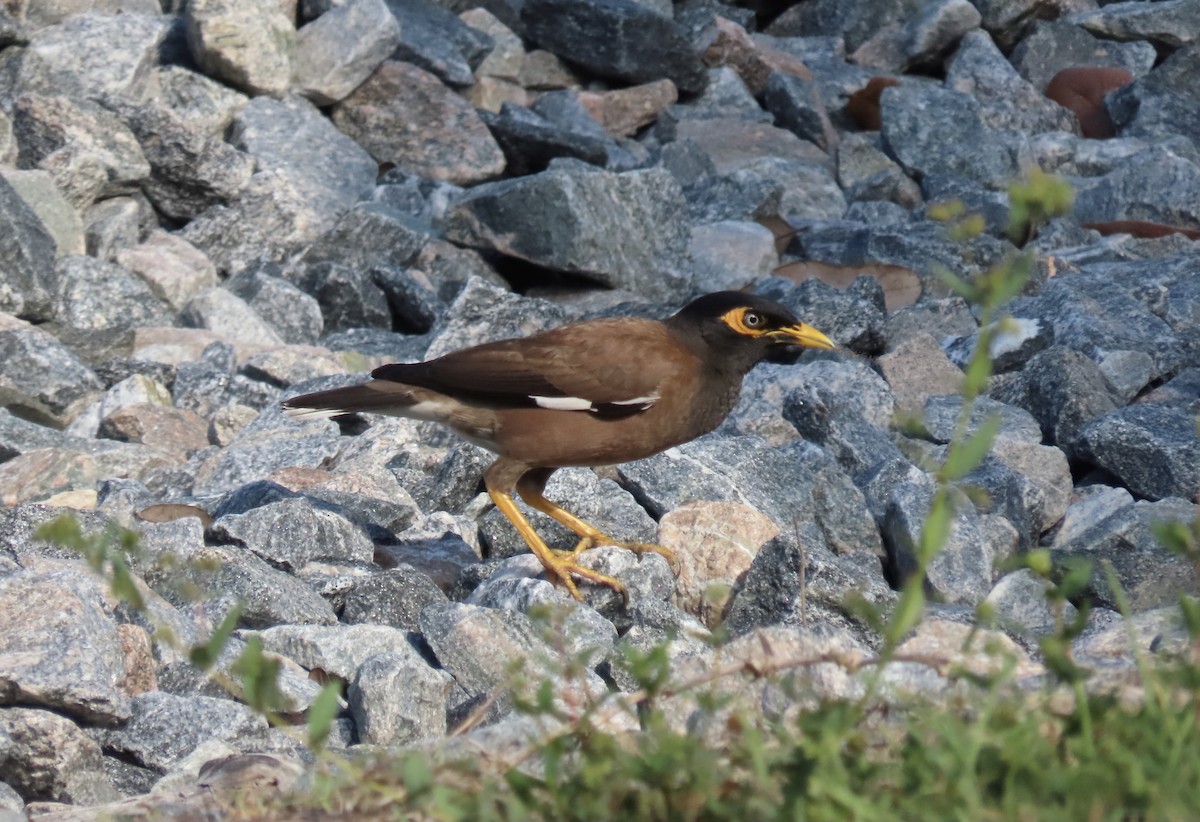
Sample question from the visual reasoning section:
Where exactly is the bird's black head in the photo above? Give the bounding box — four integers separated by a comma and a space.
666, 291, 835, 373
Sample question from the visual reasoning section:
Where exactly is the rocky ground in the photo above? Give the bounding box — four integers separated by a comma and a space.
1, 0, 1199, 818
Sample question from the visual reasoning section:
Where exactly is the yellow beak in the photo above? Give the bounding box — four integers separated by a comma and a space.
770, 322, 836, 350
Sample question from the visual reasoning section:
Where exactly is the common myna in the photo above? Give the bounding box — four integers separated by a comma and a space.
283, 291, 835, 600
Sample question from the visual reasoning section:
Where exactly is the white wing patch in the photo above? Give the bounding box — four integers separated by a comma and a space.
282, 406, 345, 419
531, 392, 660, 413
531, 395, 595, 411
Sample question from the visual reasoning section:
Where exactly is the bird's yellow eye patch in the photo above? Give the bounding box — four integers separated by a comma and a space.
720, 307, 770, 336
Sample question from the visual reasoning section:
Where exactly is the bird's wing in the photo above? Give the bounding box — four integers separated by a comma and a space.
371, 318, 682, 416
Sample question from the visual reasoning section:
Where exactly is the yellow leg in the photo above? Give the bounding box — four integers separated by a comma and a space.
487, 488, 627, 601
515, 482, 677, 568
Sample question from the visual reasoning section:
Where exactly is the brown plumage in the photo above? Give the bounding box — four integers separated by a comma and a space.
283, 291, 835, 600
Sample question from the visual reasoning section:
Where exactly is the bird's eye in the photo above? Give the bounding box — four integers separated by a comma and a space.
743, 311, 764, 327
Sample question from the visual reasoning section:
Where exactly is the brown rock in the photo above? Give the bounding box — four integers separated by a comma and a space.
0, 708, 117, 804
519, 49, 583, 90
0, 570, 131, 724
116, 623, 157, 697
0, 448, 99, 506
659, 501, 780, 627
700, 16, 812, 95
578, 79, 677, 137
1044, 66, 1133, 139
877, 333, 964, 416
331, 60, 506, 184
99, 403, 210, 462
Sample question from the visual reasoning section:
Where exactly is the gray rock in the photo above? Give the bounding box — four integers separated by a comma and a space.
419, 601, 604, 702
12, 93, 149, 210
331, 59, 505, 185
903, 0, 981, 69
386, 0, 493, 87
0, 707, 117, 804
957, 440, 1073, 548
688, 220, 778, 292
1010, 20, 1156, 92
293, 202, 429, 285
943, 316, 1051, 371
921, 395, 1043, 446
1013, 262, 1188, 380
443, 167, 690, 302
1073, 146, 1200, 231
767, 0, 925, 52
94, 691, 268, 773
372, 266, 442, 335
0, 174, 58, 321
945, 30, 1077, 135
0, 568, 132, 725
782, 356, 898, 463
479, 102, 613, 177
190, 413, 343, 496
51, 255, 171, 337
180, 288, 285, 348
211, 497, 375, 573
248, 622, 426, 680
837, 131, 922, 208
881, 469, 1012, 604
349, 652, 450, 745
791, 217, 1010, 289
1068, 0, 1200, 49
1107, 45, 1200, 143
763, 72, 835, 151
229, 96, 377, 214
225, 270, 324, 346
680, 165, 786, 224
0, 166, 85, 258
880, 84, 1020, 186
521, 0, 707, 95
185, 0, 295, 96
986, 568, 1077, 636
293, 0, 401, 105
140, 519, 338, 628
1140, 367, 1200, 412
722, 531, 896, 644
83, 196, 140, 261
19, 11, 169, 100
0, 779, 21, 814
1051, 489, 1199, 611
342, 565, 449, 631
1076, 405, 1200, 501
466, 574, 617, 667
155, 64, 250, 138
0, 325, 103, 424
0, 408, 67, 462
101, 95, 255, 222
992, 345, 1121, 457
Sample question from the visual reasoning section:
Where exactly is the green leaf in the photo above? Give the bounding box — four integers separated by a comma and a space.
941, 415, 1000, 481
307, 681, 343, 750
404, 753, 434, 795
919, 493, 953, 560
109, 552, 145, 610
1178, 595, 1200, 640
232, 635, 284, 716
188, 603, 243, 671
933, 266, 980, 302
885, 583, 926, 649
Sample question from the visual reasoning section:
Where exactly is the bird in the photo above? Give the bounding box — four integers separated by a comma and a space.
282, 291, 835, 600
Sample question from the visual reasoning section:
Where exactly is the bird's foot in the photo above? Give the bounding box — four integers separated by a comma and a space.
541, 550, 628, 602
555, 535, 679, 574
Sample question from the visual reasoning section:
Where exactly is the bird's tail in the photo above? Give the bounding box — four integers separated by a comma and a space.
281, 381, 420, 419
